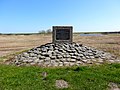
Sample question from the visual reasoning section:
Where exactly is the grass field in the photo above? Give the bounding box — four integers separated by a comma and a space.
0, 63, 120, 90
0, 34, 120, 90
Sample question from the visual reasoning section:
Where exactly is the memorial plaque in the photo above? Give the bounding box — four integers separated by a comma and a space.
52, 26, 73, 43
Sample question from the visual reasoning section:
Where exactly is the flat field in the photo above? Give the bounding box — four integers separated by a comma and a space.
0, 34, 120, 60
0, 34, 51, 57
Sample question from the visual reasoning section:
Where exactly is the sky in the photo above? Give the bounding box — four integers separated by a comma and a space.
0, 0, 120, 33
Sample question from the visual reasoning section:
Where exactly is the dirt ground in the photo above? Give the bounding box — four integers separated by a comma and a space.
0, 34, 120, 58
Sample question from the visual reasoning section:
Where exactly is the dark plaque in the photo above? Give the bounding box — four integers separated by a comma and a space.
52, 26, 73, 43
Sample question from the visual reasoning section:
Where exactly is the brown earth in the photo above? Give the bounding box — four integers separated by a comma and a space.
0, 34, 120, 58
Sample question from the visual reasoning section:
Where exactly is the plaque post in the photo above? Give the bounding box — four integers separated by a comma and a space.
52, 26, 73, 43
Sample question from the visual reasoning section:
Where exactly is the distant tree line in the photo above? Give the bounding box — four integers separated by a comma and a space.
38, 29, 52, 34
0, 29, 52, 35
101, 31, 120, 34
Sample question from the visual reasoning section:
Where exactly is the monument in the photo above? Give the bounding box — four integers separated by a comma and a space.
52, 26, 73, 43
12, 25, 117, 67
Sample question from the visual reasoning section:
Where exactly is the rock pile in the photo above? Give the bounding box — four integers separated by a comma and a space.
11, 43, 119, 67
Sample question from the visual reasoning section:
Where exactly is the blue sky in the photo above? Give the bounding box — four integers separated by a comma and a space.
0, 0, 120, 33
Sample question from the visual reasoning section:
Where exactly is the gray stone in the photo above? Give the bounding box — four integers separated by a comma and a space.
37, 55, 41, 58
108, 60, 115, 63
27, 59, 34, 63
94, 55, 100, 58
30, 62, 36, 65
29, 53, 35, 57
14, 60, 20, 64
54, 62, 59, 66
115, 60, 120, 63
55, 47, 59, 50
50, 56, 56, 59
76, 61, 83, 64
71, 50, 76, 53
37, 63, 43, 66
19, 57, 25, 61
45, 57, 51, 61
64, 45, 70, 49
40, 56, 45, 59
67, 49, 72, 53
71, 56, 77, 59
78, 47, 82, 51
78, 54, 84, 57
74, 53, 78, 56
51, 60, 56, 64
76, 57, 82, 60
59, 62, 63, 66
34, 50, 40, 54
108, 82, 120, 90
48, 50, 53, 54
91, 59, 97, 62
66, 54, 71, 58
66, 58, 71, 61
88, 53, 94, 56
55, 80, 69, 89
82, 59, 88, 63
88, 50, 93, 53
41, 53, 49, 56
23, 52, 29, 57
98, 59, 104, 63
44, 61, 50, 66
70, 59, 76, 62
41, 47, 47, 52
38, 60, 44, 63
34, 59, 39, 63
60, 58, 66, 62
86, 56, 90, 59
34, 54, 38, 57
64, 62, 70, 66
90, 56, 95, 59
58, 49, 64, 52
81, 47, 86, 52
32, 57, 38, 60
56, 55, 63, 59
69, 53, 74, 56
62, 50, 66, 53
69, 62, 75, 66
63, 54, 66, 58
55, 50, 59, 53
86, 60, 93, 64
101, 56, 106, 59
81, 56, 86, 59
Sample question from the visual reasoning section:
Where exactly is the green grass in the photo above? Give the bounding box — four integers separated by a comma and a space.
0, 64, 120, 90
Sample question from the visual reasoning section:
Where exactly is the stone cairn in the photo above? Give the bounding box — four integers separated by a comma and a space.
11, 42, 119, 67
